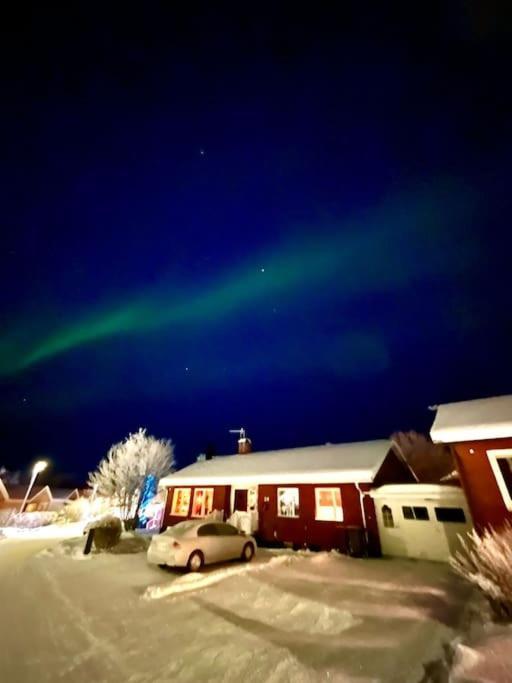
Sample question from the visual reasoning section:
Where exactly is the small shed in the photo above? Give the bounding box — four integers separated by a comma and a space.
159, 439, 415, 555
371, 484, 472, 562
430, 394, 512, 531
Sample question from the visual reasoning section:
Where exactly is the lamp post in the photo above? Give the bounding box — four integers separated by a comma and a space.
19, 460, 47, 513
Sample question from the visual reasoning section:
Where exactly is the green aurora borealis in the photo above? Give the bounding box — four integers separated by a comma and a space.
1, 186, 476, 379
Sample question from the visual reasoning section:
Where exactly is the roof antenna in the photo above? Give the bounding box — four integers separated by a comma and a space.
229, 428, 246, 439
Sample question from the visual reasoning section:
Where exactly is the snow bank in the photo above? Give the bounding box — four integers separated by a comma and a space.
1, 522, 84, 540
451, 625, 512, 682
144, 552, 301, 600
38, 541, 92, 561
37, 531, 149, 560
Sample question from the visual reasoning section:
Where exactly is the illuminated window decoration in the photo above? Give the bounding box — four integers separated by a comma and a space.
248, 486, 258, 511
315, 487, 343, 521
191, 488, 214, 517
277, 487, 300, 518
137, 475, 158, 528
171, 487, 191, 516
146, 504, 164, 530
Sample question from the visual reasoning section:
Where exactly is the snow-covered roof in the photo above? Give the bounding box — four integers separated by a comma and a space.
430, 395, 512, 443
160, 440, 393, 487
370, 483, 466, 503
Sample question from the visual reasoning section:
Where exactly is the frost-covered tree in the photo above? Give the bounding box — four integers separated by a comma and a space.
0, 467, 21, 485
88, 428, 174, 520
390, 431, 455, 483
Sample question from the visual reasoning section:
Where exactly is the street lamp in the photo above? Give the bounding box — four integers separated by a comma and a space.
19, 460, 48, 513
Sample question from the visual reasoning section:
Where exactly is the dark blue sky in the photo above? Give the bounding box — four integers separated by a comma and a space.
1, 4, 511, 481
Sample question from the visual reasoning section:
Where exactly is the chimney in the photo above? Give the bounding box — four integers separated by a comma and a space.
229, 427, 252, 454
238, 436, 252, 454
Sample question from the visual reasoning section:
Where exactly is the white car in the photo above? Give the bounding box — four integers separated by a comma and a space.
147, 520, 257, 571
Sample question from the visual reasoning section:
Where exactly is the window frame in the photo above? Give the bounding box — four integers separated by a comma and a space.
487, 449, 512, 511
191, 487, 214, 518
170, 487, 191, 517
434, 507, 466, 523
314, 487, 343, 522
381, 504, 394, 528
402, 505, 429, 521
277, 487, 300, 518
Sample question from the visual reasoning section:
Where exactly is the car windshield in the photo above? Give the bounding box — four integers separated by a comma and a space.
164, 521, 197, 536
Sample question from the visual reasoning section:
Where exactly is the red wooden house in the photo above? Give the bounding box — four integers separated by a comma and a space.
430, 394, 512, 531
159, 438, 415, 556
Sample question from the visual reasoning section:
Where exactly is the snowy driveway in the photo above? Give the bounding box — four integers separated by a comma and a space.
0, 535, 472, 682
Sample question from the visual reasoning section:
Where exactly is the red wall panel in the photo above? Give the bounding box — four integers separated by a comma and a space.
453, 437, 512, 531
258, 482, 378, 554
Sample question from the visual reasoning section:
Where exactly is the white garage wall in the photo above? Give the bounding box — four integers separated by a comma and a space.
371, 485, 473, 562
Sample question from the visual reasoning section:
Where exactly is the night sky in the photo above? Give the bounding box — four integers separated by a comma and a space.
1, 4, 512, 481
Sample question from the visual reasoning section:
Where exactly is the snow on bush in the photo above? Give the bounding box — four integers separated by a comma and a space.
0, 509, 15, 527
85, 515, 122, 550
55, 498, 90, 524
0, 510, 57, 528
88, 428, 174, 520
451, 523, 512, 621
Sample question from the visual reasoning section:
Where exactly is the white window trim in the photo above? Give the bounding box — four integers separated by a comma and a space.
315, 487, 343, 522
191, 487, 214, 518
487, 449, 512, 511
277, 487, 300, 518
171, 487, 191, 516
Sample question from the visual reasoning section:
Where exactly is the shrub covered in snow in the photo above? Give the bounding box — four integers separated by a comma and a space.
55, 498, 90, 524
85, 515, 122, 550
451, 523, 512, 621
0, 509, 15, 527
0, 510, 57, 528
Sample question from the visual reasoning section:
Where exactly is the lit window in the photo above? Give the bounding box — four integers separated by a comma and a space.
382, 505, 394, 528
315, 487, 343, 521
171, 488, 191, 516
191, 488, 214, 517
277, 488, 300, 518
487, 450, 512, 511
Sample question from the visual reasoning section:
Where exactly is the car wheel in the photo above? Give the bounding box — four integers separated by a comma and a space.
187, 550, 204, 572
242, 542, 255, 562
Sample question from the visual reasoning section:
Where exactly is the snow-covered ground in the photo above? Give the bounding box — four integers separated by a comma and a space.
0, 532, 479, 683
0, 521, 85, 539
450, 611, 512, 683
